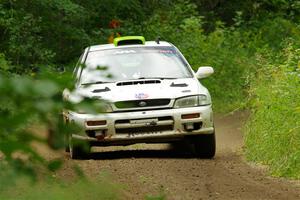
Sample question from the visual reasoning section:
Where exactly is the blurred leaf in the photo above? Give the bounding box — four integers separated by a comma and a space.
33, 80, 59, 97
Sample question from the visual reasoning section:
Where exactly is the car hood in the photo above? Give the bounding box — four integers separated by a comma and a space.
70, 78, 209, 102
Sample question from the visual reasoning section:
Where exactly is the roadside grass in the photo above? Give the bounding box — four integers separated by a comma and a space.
245, 45, 300, 178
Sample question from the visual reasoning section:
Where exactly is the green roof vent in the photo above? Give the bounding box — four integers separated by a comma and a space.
113, 36, 145, 46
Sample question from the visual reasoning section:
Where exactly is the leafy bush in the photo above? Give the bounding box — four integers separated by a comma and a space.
0, 70, 79, 181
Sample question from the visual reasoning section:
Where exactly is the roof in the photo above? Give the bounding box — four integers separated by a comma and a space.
88, 41, 173, 52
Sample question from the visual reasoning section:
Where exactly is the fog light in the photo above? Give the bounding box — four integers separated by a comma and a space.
181, 113, 200, 119
86, 120, 107, 126
185, 123, 194, 130
95, 130, 106, 140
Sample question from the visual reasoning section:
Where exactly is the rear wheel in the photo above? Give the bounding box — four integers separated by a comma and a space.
69, 134, 90, 159
192, 132, 216, 159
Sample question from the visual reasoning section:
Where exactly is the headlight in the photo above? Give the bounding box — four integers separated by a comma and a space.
198, 94, 211, 106
75, 99, 113, 114
98, 102, 113, 113
174, 95, 211, 108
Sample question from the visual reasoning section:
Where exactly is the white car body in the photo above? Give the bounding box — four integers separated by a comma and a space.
63, 38, 215, 159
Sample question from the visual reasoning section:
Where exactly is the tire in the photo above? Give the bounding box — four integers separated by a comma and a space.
69, 134, 90, 159
193, 132, 216, 159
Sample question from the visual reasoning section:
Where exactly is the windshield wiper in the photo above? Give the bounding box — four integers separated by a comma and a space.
81, 81, 112, 86
137, 77, 178, 80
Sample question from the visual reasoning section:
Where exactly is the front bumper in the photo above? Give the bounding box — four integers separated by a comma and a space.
65, 105, 214, 145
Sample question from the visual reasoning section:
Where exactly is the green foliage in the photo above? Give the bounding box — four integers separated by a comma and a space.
0, 53, 9, 71
0, 70, 77, 181
245, 44, 300, 178
192, 0, 300, 28
0, 0, 90, 71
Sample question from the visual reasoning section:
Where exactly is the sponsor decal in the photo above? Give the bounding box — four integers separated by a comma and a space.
113, 50, 136, 54
135, 93, 149, 99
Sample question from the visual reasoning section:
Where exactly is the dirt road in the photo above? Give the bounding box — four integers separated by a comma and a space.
55, 111, 300, 199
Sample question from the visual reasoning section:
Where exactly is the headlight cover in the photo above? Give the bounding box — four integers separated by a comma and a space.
174, 95, 211, 108
75, 99, 113, 114
98, 102, 113, 113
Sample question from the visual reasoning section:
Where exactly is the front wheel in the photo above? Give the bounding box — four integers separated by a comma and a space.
69, 134, 90, 159
192, 132, 216, 159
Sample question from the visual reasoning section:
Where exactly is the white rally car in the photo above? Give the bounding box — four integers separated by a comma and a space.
63, 36, 215, 159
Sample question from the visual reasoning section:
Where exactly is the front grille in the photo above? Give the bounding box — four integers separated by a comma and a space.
115, 116, 173, 124
115, 116, 174, 134
115, 99, 171, 109
116, 125, 173, 134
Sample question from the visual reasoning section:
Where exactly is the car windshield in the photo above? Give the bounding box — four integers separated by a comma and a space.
79, 47, 193, 84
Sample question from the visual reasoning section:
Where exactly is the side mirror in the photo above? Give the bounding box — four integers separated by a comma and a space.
195, 66, 214, 79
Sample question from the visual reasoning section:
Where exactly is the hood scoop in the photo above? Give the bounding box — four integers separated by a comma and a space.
116, 80, 161, 86
170, 82, 188, 87
92, 87, 110, 93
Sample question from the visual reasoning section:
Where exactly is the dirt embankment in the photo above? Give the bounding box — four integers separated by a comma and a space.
45, 111, 300, 200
